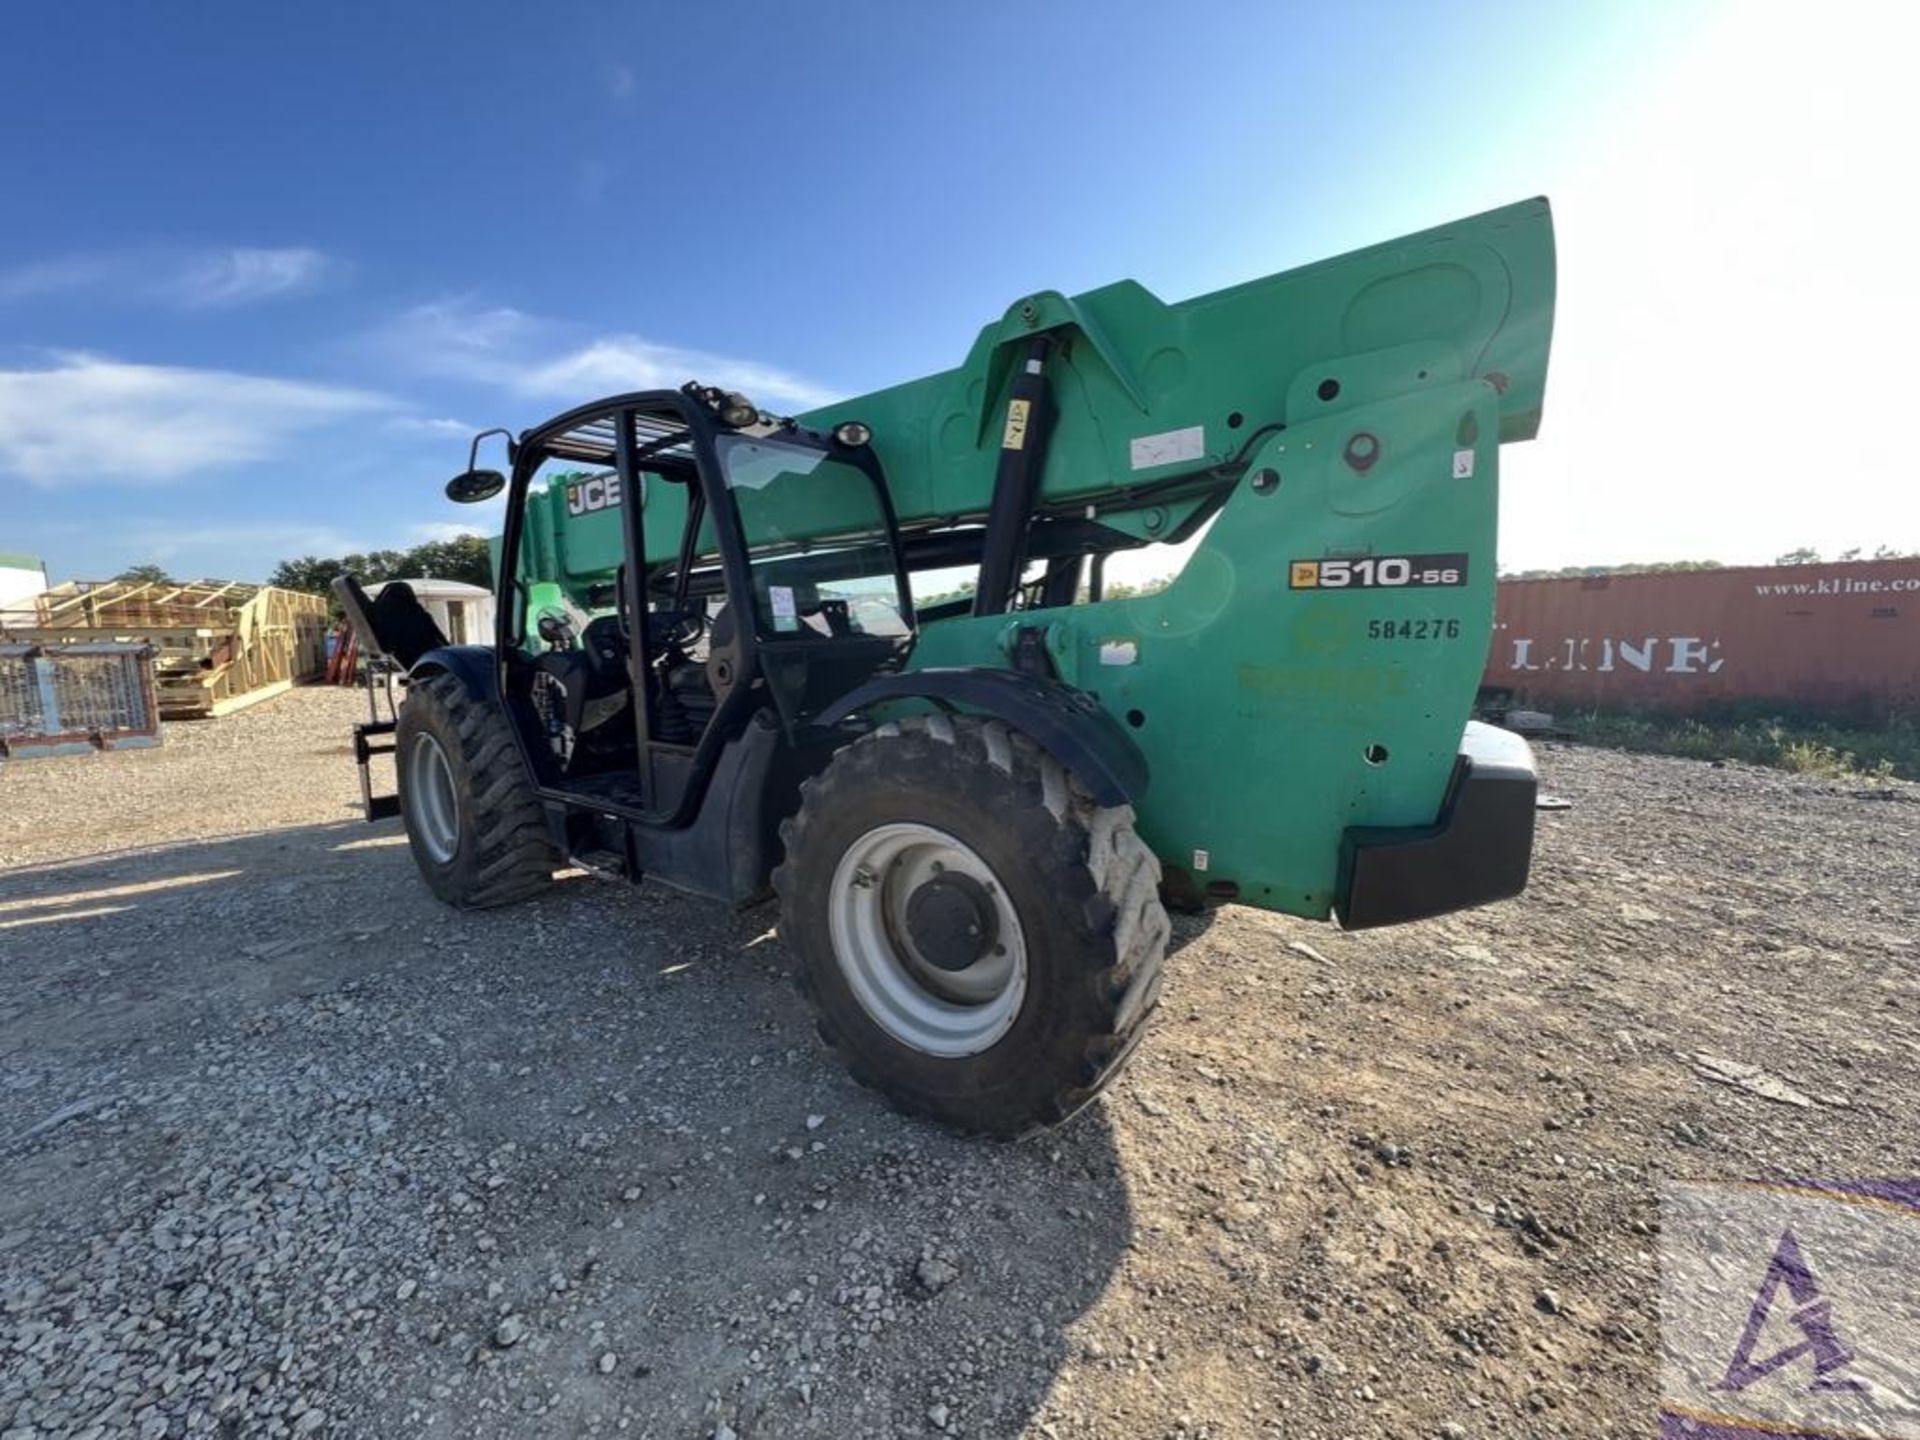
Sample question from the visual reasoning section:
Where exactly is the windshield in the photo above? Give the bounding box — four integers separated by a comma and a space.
718, 434, 909, 640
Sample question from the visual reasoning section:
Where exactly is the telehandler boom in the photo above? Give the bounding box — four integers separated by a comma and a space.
338, 198, 1556, 1134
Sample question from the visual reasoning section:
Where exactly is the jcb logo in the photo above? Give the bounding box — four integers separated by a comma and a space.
566, 475, 623, 517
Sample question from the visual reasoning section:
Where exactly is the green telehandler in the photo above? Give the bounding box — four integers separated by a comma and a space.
337, 198, 1556, 1135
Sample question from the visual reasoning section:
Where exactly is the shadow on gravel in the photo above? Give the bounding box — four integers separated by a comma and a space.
0, 819, 394, 926
0, 821, 410, 1060
4, 818, 1137, 1436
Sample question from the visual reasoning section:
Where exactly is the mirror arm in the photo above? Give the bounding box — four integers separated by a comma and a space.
466, 426, 515, 474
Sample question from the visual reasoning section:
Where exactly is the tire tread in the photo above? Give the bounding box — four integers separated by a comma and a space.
403, 673, 558, 909
774, 713, 1170, 1137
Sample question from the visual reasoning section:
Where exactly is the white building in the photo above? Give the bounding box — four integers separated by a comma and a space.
0, 552, 48, 607
369, 577, 495, 646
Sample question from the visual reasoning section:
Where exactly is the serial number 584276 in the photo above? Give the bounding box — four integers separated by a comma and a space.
1366, 617, 1462, 641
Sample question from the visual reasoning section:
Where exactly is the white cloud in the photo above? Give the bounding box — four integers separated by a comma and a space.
409, 520, 490, 544
170, 247, 335, 307
603, 63, 636, 102
520, 337, 837, 410
374, 297, 839, 413
121, 521, 372, 567
0, 246, 339, 309
0, 256, 119, 303
385, 415, 474, 437
379, 297, 532, 380
0, 353, 391, 488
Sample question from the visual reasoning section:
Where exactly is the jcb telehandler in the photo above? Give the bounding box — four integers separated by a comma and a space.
337, 199, 1555, 1136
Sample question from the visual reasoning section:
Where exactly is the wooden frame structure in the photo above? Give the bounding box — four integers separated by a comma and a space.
0, 580, 329, 720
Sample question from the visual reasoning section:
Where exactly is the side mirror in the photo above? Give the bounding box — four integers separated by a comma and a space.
446, 468, 506, 504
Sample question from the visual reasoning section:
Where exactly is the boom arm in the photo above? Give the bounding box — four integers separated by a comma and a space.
803, 198, 1552, 536
811, 197, 1556, 922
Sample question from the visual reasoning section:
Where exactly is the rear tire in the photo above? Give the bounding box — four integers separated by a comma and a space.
774, 713, 1170, 1137
395, 672, 560, 908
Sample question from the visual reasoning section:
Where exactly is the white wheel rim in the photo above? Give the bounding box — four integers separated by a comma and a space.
407, 732, 460, 863
826, 822, 1028, 1057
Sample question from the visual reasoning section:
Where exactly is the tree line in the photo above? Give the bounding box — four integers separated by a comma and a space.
266, 536, 493, 596
1503, 544, 1915, 580
109, 536, 494, 597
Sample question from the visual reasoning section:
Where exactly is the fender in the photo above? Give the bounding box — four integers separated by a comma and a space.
409, 644, 499, 701
815, 666, 1148, 807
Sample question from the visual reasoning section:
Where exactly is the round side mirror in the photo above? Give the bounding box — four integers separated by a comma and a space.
446, 468, 506, 503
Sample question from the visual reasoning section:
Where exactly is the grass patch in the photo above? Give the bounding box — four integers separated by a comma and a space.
1554, 706, 1920, 782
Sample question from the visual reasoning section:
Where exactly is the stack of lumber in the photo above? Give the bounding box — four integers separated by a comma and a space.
0, 580, 329, 719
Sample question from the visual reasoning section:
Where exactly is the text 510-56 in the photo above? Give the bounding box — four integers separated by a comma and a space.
1289, 553, 1469, 590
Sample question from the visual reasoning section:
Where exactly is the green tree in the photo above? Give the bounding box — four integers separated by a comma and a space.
1774, 547, 1821, 565
114, 563, 172, 584
402, 534, 491, 586
1501, 559, 1725, 579
266, 556, 342, 594
269, 535, 493, 605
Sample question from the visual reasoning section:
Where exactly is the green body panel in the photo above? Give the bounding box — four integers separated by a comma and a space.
506, 199, 1555, 921
496, 473, 692, 600
906, 379, 1504, 915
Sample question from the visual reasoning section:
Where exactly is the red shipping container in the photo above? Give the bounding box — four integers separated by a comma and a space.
1484, 560, 1920, 715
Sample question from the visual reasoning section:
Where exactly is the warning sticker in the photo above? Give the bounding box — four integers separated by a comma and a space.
1002, 398, 1032, 451
1129, 425, 1206, 471
768, 585, 798, 632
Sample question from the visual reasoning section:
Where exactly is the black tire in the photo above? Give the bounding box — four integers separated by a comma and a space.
395, 671, 560, 908
774, 713, 1170, 1137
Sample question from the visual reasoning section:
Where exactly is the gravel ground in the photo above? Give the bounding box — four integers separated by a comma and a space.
3, 688, 1917, 1438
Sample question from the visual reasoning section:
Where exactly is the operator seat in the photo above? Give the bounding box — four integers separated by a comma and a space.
531, 616, 631, 766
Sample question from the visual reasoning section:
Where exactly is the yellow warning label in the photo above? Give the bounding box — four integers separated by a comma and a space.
1289, 560, 1320, 589
1002, 398, 1031, 450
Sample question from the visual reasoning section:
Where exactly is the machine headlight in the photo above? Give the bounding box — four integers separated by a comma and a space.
832, 420, 873, 448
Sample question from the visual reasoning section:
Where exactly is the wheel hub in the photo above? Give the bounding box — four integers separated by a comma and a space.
406, 732, 460, 864
826, 823, 1028, 1057
904, 870, 999, 972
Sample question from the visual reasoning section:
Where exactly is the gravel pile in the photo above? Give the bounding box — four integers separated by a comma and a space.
2, 690, 1915, 1436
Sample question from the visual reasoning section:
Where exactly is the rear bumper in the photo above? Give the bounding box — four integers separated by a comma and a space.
1334, 721, 1537, 930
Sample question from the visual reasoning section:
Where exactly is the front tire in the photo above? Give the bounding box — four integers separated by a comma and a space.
774, 713, 1170, 1137
395, 672, 560, 908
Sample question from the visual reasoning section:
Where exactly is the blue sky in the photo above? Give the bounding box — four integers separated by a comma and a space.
4, 1, 1912, 582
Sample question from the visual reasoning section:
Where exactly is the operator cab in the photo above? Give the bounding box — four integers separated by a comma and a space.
483, 385, 914, 831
